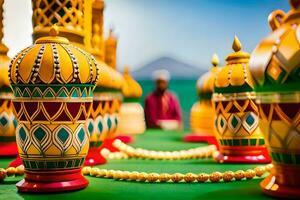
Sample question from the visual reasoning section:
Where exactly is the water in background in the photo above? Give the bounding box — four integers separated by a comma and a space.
137, 79, 198, 130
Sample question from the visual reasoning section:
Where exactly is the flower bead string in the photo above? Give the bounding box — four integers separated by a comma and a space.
0, 165, 25, 182
82, 164, 273, 183
0, 163, 273, 184
101, 139, 219, 160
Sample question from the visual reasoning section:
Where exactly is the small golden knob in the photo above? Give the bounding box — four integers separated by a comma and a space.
211, 54, 219, 67
49, 25, 59, 37
232, 35, 242, 52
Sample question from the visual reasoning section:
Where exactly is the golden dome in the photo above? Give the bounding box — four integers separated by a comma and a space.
249, 1, 300, 90
122, 66, 142, 98
9, 26, 99, 85
96, 60, 123, 89
197, 54, 220, 97
215, 36, 254, 92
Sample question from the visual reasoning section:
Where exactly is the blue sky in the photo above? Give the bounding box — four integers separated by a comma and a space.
4, 0, 290, 71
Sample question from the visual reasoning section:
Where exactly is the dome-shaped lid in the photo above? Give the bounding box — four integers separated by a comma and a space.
96, 59, 123, 90
249, 0, 300, 92
9, 26, 99, 85
215, 36, 254, 93
196, 54, 220, 98
122, 66, 142, 98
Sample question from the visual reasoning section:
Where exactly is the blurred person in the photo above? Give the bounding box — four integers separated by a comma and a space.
144, 69, 182, 130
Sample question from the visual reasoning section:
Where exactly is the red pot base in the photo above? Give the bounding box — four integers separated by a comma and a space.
0, 142, 18, 157
261, 174, 300, 199
215, 153, 271, 164
84, 147, 107, 166
183, 134, 218, 145
16, 169, 88, 193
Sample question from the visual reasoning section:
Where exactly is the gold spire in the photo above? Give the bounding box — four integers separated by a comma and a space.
232, 35, 241, 52
225, 35, 250, 64
105, 28, 118, 69
49, 25, 59, 37
211, 53, 219, 67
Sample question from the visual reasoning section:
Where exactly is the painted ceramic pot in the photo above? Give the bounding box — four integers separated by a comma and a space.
185, 54, 219, 145
116, 67, 145, 136
249, 1, 300, 197
8, 27, 99, 193
212, 36, 270, 164
84, 62, 123, 166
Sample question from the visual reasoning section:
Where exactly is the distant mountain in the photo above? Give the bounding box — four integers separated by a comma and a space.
132, 56, 206, 80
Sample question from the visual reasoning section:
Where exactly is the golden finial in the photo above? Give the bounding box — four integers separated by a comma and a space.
124, 65, 130, 75
225, 35, 249, 64
290, 0, 300, 10
211, 54, 219, 67
232, 35, 242, 52
49, 25, 59, 37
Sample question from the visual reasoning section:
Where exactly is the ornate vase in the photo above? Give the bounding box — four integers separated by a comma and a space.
212, 36, 271, 163
0, 0, 18, 157
9, 27, 99, 192
84, 62, 123, 166
185, 54, 220, 145
249, 0, 300, 197
116, 67, 146, 136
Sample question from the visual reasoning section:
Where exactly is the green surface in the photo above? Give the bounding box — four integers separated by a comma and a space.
0, 130, 273, 200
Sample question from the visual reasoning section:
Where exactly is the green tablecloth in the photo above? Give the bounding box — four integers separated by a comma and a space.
0, 129, 273, 200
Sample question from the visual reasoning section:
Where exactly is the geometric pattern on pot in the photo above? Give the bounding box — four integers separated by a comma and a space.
13, 101, 92, 123
110, 99, 121, 113
16, 123, 89, 157
88, 115, 108, 147
0, 98, 17, 137
215, 99, 258, 115
12, 85, 93, 99
259, 103, 300, 150
90, 100, 108, 119
106, 113, 119, 136
216, 111, 259, 137
103, 114, 112, 135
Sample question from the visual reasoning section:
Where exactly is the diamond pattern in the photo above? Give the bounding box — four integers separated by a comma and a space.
34, 127, 46, 142
57, 128, 70, 144
0, 116, 8, 127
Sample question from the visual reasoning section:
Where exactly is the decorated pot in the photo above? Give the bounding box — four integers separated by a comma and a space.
0, 0, 18, 157
249, 0, 300, 197
84, 61, 123, 166
8, 27, 99, 193
212, 36, 270, 163
116, 67, 145, 136
185, 54, 220, 145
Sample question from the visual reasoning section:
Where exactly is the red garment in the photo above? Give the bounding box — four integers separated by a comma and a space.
144, 90, 182, 128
